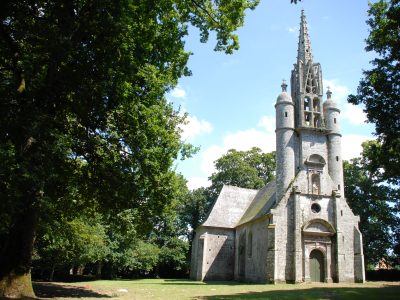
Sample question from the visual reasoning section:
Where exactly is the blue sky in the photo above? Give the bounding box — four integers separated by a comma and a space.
168, 0, 376, 190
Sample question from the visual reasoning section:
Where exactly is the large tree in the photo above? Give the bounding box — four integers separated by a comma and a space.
348, 0, 400, 183
0, 0, 260, 297
208, 147, 276, 201
344, 141, 400, 268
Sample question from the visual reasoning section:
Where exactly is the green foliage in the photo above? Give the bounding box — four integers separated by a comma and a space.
179, 187, 211, 243
158, 237, 189, 272
344, 141, 400, 266
178, 148, 275, 253
208, 147, 276, 200
128, 241, 161, 273
348, 0, 400, 183
0, 0, 261, 289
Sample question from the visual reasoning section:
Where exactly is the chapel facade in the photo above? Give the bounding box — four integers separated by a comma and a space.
190, 11, 365, 283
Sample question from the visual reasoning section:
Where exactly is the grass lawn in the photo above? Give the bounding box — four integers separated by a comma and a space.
33, 279, 400, 300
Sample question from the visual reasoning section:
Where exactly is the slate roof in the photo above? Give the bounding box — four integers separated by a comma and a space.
202, 185, 258, 228
237, 181, 276, 226
201, 182, 277, 229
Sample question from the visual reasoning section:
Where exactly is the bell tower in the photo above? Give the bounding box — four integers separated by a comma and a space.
290, 10, 324, 130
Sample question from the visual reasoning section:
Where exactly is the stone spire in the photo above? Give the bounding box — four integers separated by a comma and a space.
291, 9, 323, 128
297, 9, 313, 64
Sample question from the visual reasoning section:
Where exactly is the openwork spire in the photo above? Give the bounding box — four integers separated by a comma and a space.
297, 10, 313, 64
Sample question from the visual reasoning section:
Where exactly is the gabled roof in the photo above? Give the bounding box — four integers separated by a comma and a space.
237, 181, 276, 226
202, 185, 258, 228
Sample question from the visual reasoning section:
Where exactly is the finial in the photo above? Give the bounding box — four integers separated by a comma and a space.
326, 86, 332, 99
281, 79, 287, 92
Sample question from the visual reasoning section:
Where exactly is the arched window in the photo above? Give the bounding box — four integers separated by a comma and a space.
304, 97, 311, 111
313, 97, 320, 112
314, 116, 320, 128
304, 112, 312, 126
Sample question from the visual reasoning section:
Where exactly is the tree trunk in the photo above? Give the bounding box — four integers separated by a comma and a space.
0, 272, 35, 299
0, 204, 38, 298
49, 265, 56, 282
96, 261, 103, 279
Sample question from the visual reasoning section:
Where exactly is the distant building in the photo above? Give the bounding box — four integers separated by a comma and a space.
190, 11, 365, 283
376, 258, 392, 270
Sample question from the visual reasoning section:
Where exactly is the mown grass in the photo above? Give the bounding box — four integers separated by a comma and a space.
33, 279, 400, 300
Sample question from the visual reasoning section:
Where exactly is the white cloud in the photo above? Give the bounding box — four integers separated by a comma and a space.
323, 79, 350, 104
180, 115, 213, 140
342, 103, 367, 125
170, 86, 186, 98
201, 145, 227, 176
323, 79, 367, 125
223, 129, 275, 153
258, 116, 275, 133
341, 134, 372, 160
186, 177, 211, 191
200, 116, 276, 177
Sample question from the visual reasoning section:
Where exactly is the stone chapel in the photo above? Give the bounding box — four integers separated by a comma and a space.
190, 11, 365, 283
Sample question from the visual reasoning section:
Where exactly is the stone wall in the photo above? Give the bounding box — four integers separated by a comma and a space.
235, 218, 270, 282
190, 226, 235, 280
335, 197, 365, 282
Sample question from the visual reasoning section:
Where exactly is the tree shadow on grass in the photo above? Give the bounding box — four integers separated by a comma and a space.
163, 279, 252, 286
33, 282, 112, 299
194, 286, 400, 300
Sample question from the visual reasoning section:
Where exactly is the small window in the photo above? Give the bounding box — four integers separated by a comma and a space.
305, 112, 311, 126
313, 98, 320, 112
338, 184, 341, 190
314, 116, 320, 127
248, 232, 253, 258
285, 111, 288, 117
341, 210, 343, 216
311, 173, 321, 194
304, 97, 311, 111
334, 118, 337, 124
311, 203, 321, 213
336, 156, 339, 162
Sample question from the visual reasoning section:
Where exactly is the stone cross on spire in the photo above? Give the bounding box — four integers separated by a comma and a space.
281, 79, 287, 92
297, 9, 313, 64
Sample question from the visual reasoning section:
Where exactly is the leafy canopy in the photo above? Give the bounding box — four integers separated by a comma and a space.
208, 147, 276, 200
348, 0, 400, 183
0, 0, 262, 295
344, 140, 400, 267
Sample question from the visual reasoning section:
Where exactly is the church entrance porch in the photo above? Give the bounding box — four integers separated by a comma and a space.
309, 249, 324, 282
302, 219, 335, 283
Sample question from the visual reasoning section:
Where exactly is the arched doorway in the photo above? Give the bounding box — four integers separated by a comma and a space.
309, 249, 324, 282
